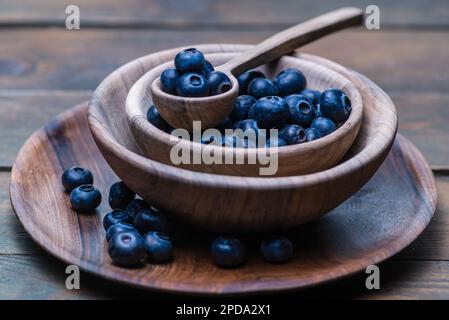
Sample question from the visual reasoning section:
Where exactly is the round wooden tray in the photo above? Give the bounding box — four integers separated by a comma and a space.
10, 103, 436, 295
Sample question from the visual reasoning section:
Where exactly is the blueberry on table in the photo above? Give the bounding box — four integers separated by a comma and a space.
160, 68, 180, 95
133, 207, 170, 233
279, 124, 307, 145
103, 209, 131, 231
305, 128, 322, 142
144, 231, 173, 263
266, 136, 287, 148
320, 89, 352, 124
248, 78, 278, 99
301, 89, 321, 106
174, 48, 205, 73
248, 96, 289, 129
61, 166, 93, 192
106, 222, 137, 241
108, 181, 135, 210
211, 236, 246, 268
207, 71, 232, 95
260, 236, 293, 263
69, 184, 102, 213
237, 70, 265, 95
311, 117, 337, 137
108, 231, 146, 267
273, 68, 306, 97
285, 94, 315, 127
146, 105, 173, 133
176, 73, 209, 97
230, 95, 256, 122
201, 59, 215, 77
125, 199, 151, 220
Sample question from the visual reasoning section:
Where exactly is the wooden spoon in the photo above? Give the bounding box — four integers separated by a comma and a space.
151, 7, 364, 130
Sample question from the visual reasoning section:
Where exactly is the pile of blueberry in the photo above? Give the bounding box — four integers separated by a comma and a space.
61, 166, 295, 268
152, 48, 352, 148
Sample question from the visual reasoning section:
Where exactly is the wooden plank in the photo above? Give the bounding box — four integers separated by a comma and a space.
0, 0, 448, 28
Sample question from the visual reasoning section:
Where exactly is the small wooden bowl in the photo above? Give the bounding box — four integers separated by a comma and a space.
126, 54, 363, 176
88, 44, 397, 232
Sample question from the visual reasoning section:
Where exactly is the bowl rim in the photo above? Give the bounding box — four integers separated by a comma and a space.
88, 44, 397, 189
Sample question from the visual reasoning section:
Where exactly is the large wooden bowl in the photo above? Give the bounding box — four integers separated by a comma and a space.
88, 44, 397, 232
126, 53, 363, 176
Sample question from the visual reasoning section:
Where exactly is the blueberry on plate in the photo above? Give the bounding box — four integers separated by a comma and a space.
311, 117, 337, 137
103, 209, 131, 231
160, 68, 180, 95
301, 89, 321, 106
266, 136, 287, 148
221, 134, 244, 148
305, 127, 321, 142
260, 236, 293, 263
70, 184, 102, 213
237, 70, 266, 95
320, 89, 352, 124
230, 95, 256, 122
201, 60, 215, 77
61, 166, 93, 192
176, 73, 209, 97
125, 199, 151, 220
279, 124, 307, 145
108, 231, 146, 267
211, 236, 246, 268
273, 68, 306, 97
284, 94, 315, 127
247, 78, 278, 99
174, 48, 205, 73
133, 207, 169, 233
144, 231, 173, 263
109, 181, 135, 210
248, 96, 289, 129
146, 105, 173, 133
207, 71, 232, 95
106, 222, 137, 242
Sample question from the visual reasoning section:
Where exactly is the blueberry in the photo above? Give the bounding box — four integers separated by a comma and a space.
260, 236, 293, 263
174, 48, 205, 73
301, 89, 321, 106
248, 96, 289, 129
61, 166, 93, 192
233, 119, 260, 132
320, 89, 352, 124
248, 78, 278, 99
311, 117, 337, 137
207, 71, 232, 95
211, 236, 246, 268
273, 68, 306, 97
125, 199, 151, 220
279, 124, 306, 145
201, 60, 215, 77
266, 136, 287, 148
103, 209, 131, 231
108, 231, 146, 267
216, 117, 233, 133
237, 70, 266, 95
160, 68, 180, 95
315, 104, 323, 117
233, 119, 264, 147
146, 105, 173, 133
285, 94, 314, 127
133, 207, 169, 234
109, 181, 135, 210
143, 231, 173, 263
305, 128, 322, 142
221, 134, 244, 148
70, 184, 102, 212
176, 73, 209, 97
106, 222, 137, 241
230, 95, 256, 122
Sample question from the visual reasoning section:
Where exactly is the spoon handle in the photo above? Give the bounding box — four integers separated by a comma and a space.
218, 7, 364, 76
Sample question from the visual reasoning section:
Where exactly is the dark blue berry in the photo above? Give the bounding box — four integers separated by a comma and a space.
301, 89, 321, 106
174, 48, 205, 73
305, 128, 321, 142
108, 231, 146, 267
70, 184, 102, 212
233, 119, 260, 133
207, 71, 232, 95
147, 105, 173, 133
285, 94, 314, 127
216, 117, 233, 133
315, 104, 323, 117
233, 119, 263, 147
143, 231, 173, 262
211, 236, 246, 268
248, 96, 289, 129
320, 89, 352, 124
160, 68, 180, 95
266, 136, 287, 147
201, 60, 214, 77
248, 78, 278, 99
133, 207, 169, 234
230, 95, 256, 122
109, 181, 135, 210
106, 222, 137, 242
103, 209, 131, 231
260, 236, 293, 263
311, 117, 337, 136
273, 68, 306, 97
176, 73, 209, 97
279, 124, 306, 145
221, 135, 244, 148
237, 70, 265, 95
61, 166, 93, 192
125, 199, 151, 220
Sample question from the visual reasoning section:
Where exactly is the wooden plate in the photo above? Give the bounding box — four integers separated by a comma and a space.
10, 103, 436, 295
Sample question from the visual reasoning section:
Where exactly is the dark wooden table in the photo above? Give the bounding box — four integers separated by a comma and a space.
1, 1, 448, 300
